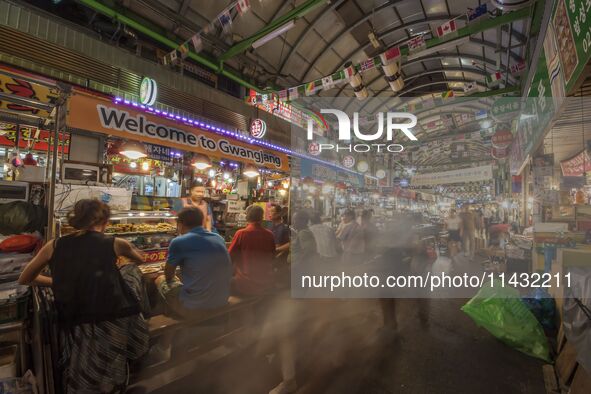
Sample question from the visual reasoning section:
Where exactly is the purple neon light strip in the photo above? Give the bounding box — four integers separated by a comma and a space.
111, 97, 374, 179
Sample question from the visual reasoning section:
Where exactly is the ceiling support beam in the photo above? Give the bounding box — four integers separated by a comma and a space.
301, 16, 460, 81
77, 0, 261, 90
219, 0, 327, 62
277, 0, 401, 78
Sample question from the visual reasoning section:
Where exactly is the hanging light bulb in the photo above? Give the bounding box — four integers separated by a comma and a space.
192, 154, 212, 170
267, 180, 274, 187
119, 140, 147, 159
208, 169, 216, 177
228, 178, 234, 183
282, 180, 290, 189
129, 161, 137, 169
223, 172, 230, 180
243, 164, 260, 178
141, 161, 150, 171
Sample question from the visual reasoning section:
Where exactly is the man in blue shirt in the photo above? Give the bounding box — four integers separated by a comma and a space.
155, 207, 231, 317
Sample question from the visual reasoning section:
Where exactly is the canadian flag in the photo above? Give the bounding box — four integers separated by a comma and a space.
436, 20, 457, 37
236, 0, 251, 15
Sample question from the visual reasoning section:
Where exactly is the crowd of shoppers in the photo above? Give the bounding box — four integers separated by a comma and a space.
16, 196, 408, 393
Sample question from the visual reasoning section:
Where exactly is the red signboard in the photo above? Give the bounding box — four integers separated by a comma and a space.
491, 129, 513, 149
141, 249, 168, 263
0, 125, 70, 153
560, 150, 591, 176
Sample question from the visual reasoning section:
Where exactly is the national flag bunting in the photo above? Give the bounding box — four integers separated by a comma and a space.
380, 46, 401, 65
359, 58, 375, 72
441, 90, 454, 99
178, 43, 189, 59
191, 34, 203, 53
321, 76, 334, 90
407, 35, 426, 52
305, 82, 317, 96
343, 65, 355, 80
236, 0, 251, 15
288, 87, 299, 100
486, 71, 503, 86
278, 89, 288, 101
463, 82, 477, 93
467, 4, 487, 22
219, 9, 232, 33
436, 19, 457, 37
422, 97, 435, 108
510, 61, 526, 75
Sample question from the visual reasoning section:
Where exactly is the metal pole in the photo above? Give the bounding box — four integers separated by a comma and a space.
46, 103, 63, 240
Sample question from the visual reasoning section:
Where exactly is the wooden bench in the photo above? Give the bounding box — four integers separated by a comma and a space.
147, 295, 262, 337
131, 296, 264, 384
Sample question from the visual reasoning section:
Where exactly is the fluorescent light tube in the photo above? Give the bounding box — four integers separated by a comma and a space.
252, 20, 296, 49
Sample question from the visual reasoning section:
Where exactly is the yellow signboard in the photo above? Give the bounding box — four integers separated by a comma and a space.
0, 67, 59, 118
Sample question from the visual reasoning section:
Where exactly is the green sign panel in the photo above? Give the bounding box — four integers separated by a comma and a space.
553, 0, 591, 92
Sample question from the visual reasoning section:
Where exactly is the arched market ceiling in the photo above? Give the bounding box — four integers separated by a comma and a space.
26, 0, 541, 169
57, 0, 534, 101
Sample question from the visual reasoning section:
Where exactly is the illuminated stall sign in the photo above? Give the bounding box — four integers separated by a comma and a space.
0, 68, 59, 118
67, 91, 289, 172
560, 150, 591, 177
142, 249, 168, 264
145, 143, 172, 162
0, 123, 69, 153
250, 118, 267, 139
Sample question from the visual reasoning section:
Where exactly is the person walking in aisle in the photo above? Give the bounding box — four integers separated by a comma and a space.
460, 206, 476, 260
335, 209, 365, 264
445, 209, 463, 258
309, 214, 339, 261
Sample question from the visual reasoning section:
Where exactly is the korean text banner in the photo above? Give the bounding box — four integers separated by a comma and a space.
410, 165, 493, 186
67, 91, 289, 172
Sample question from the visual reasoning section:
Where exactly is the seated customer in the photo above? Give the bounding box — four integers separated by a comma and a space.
156, 207, 232, 318
228, 205, 276, 296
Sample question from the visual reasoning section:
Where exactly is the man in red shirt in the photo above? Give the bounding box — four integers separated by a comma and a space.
228, 204, 276, 296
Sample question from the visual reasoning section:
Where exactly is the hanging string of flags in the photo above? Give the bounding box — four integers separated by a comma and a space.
248, 3, 523, 102
162, 0, 252, 65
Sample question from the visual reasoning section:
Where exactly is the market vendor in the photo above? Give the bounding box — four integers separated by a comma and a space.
183, 184, 212, 231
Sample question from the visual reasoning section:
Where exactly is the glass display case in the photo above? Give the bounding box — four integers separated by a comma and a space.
57, 210, 177, 274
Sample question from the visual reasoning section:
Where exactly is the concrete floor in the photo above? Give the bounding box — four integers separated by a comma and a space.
146, 254, 547, 394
